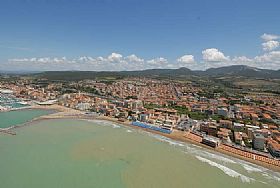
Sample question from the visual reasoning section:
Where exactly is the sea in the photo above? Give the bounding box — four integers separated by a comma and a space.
0, 110, 280, 188
0, 109, 54, 128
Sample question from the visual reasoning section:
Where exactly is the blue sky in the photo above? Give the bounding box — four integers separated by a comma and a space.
0, 0, 280, 71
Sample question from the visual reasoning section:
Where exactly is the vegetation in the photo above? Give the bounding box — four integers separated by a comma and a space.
144, 103, 162, 109
169, 105, 189, 115
125, 96, 138, 100
188, 112, 208, 120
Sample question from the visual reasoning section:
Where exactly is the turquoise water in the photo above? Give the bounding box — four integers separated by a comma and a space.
0, 117, 280, 188
0, 109, 54, 128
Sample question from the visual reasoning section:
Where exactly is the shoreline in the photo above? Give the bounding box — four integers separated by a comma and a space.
95, 116, 280, 172
2, 104, 280, 172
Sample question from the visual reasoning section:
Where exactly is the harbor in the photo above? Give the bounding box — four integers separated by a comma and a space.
0, 90, 29, 111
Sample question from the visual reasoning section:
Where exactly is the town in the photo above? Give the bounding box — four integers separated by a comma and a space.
1, 75, 280, 163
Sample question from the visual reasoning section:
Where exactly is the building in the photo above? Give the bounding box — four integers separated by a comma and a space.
202, 136, 220, 148
161, 119, 175, 131
139, 114, 149, 122
217, 128, 231, 142
253, 133, 265, 151
219, 120, 232, 129
267, 139, 280, 158
233, 122, 245, 132
132, 100, 143, 110
0, 89, 13, 94
217, 107, 228, 117
233, 132, 248, 146
76, 102, 91, 111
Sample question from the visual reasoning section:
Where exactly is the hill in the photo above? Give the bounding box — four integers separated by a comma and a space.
33, 65, 280, 81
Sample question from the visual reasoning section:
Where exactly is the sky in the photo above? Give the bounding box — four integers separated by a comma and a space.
0, 0, 280, 71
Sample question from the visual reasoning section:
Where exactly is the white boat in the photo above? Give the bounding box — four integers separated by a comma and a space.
18, 101, 28, 105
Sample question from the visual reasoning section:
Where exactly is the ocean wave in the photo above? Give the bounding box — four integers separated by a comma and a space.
196, 156, 254, 183
262, 172, 280, 182
147, 133, 185, 147
112, 124, 121, 128
86, 119, 122, 128
147, 131, 238, 164
191, 144, 202, 149
241, 163, 264, 173
198, 151, 237, 164
126, 130, 132, 133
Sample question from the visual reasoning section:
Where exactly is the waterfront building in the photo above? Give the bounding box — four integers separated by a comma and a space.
201, 136, 220, 148
234, 132, 243, 145
139, 114, 149, 122
253, 133, 265, 151
217, 128, 231, 142
267, 139, 280, 158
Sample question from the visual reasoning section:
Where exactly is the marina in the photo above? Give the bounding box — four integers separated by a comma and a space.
0, 92, 29, 111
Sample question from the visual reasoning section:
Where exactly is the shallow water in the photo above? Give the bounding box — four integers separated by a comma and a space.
0, 109, 54, 128
0, 118, 279, 188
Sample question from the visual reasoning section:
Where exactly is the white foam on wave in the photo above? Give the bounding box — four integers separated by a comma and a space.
262, 172, 280, 182
147, 131, 237, 164
198, 151, 237, 164
192, 144, 202, 149
85, 119, 122, 128
272, 175, 280, 182
147, 133, 185, 147
241, 163, 264, 173
112, 124, 121, 128
85, 119, 110, 126
196, 156, 254, 183
126, 130, 132, 133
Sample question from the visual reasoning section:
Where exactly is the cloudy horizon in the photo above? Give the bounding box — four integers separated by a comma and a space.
2, 33, 279, 71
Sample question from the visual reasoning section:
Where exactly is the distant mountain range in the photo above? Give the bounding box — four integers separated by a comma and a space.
14, 65, 280, 80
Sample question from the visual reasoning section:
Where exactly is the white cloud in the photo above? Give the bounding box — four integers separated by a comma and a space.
262, 40, 279, 51
177, 55, 195, 64
261, 33, 280, 41
230, 56, 254, 66
125, 54, 144, 63
107, 52, 123, 62
7, 50, 280, 71
255, 50, 280, 63
8, 54, 171, 71
147, 57, 168, 66
202, 48, 230, 62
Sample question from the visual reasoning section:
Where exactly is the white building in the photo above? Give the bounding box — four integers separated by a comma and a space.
76, 103, 91, 111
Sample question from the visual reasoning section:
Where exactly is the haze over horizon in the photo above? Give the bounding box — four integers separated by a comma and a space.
0, 0, 280, 71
